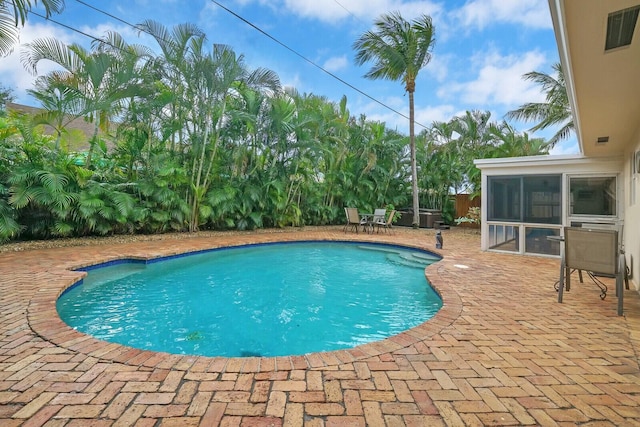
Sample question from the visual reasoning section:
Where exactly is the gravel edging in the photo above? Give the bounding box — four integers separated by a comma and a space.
0, 227, 317, 253
0, 225, 479, 253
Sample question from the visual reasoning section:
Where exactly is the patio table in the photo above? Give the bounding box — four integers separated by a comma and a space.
359, 213, 374, 233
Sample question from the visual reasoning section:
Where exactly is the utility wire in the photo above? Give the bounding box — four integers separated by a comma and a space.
33, 0, 429, 131
74, 0, 140, 33
332, 0, 362, 24
207, 0, 428, 130
78, 0, 429, 130
28, 10, 111, 48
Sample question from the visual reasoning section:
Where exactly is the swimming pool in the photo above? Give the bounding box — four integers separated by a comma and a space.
57, 241, 442, 357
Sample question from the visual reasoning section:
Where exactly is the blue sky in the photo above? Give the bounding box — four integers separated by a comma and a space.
0, 0, 578, 155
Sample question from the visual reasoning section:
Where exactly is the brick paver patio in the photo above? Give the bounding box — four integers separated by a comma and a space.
1, 226, 639, 426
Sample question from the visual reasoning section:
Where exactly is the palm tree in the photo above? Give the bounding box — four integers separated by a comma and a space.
22, 37, 142, 168
353, 12, 435, 228
505, 62, 573, 148
1, 0, 64, 56
27, 74, 83, 149
489, 122, 551, 158
136, 20, 206, 155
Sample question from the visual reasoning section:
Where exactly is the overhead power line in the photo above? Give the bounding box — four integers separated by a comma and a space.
28, 10, 109, 48
31, 0, 429, 131
207, 0, 428, 130
332, 0, 362, 24
74, 0, 139, 32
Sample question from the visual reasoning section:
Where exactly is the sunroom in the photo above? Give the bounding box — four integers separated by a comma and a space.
474, 154, 624, 257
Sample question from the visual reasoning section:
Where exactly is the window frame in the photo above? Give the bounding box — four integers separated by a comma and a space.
487, 174, 562, 225
567, 174, 618, 220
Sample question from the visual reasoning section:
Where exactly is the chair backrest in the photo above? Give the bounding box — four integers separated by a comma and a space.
574, 222, 625, 251
345, 207, 360, 223
564, 226, 618, 275
386, 210, 396, 225
373, 208, 386, 223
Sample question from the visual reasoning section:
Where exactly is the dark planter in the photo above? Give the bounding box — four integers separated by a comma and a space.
395, 209, 442, 228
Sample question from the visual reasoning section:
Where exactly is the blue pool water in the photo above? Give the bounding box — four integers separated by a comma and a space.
57, 241, 442, 357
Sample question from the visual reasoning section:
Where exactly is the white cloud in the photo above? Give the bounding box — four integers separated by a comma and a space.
550, 138, 580, 155
323, 55, 348, 72
413, 104, 457, 129
79, 23, 141, 43
422, 52, 450, 83
236, 0, 442, 24
0, 21, 80, 105
0, 19, 151, 106
439, 49, 548, 109
355, 93, 455, 133
452, 0, 552, 31
281, 73, 303, 93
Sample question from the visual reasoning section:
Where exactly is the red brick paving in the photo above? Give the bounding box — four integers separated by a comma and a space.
1, 226, 639, 426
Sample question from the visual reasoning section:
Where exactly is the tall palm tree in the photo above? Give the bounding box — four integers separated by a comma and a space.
353, 12, 435, 228
136, 20, 206, 155
1, 0, 64, 56
505, 62, 573, 148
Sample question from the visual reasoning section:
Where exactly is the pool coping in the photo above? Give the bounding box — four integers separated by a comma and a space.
26, 237, 463, 373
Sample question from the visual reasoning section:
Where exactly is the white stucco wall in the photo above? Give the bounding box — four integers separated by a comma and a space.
475, 154, 625, 255
624, 131, 640, 291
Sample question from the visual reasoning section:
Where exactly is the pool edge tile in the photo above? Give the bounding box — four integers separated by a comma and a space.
25, 233, 463, 373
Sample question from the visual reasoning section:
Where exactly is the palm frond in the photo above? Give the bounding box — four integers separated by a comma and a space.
505, 62, 573, 145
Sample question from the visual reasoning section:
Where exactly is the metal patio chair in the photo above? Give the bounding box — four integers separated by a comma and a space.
558, 226, 625, 315
344, 207, 367, 233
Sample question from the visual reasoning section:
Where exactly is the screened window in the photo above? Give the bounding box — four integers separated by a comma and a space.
488, 175, 561, 224
488, 177, 520, 221
488, 224, 519, 252
524, 227, 561, 256
569, 176, 617, 217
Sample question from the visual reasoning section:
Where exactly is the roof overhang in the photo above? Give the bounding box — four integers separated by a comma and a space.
548, 0, 640, 157
474, 154, 624, 172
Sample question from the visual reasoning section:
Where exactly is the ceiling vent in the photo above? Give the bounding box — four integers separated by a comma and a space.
605, 5, 640, 51
596, 136, 609, 144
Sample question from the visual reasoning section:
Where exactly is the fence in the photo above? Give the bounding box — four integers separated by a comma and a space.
453, 194, 481, 228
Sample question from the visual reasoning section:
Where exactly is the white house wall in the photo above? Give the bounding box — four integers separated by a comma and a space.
475, 155, 625, 260
624, 130, 640, 291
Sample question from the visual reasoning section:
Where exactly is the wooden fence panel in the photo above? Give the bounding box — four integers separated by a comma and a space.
453, 194, 481, 228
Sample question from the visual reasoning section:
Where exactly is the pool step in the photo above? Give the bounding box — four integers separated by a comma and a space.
359, 245, 439, 269
385, 253, 431, 269
357, 245, 403, 255
83, 264, 146, 287
410, 252, 440, 262
398, 253, 439, 266
359, 245, 439, 262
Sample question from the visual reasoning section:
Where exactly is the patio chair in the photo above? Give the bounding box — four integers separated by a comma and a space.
371, 209, 387, 232
375, 209, 395, 234
558, 226, 625, 315
344, 207, 367, 233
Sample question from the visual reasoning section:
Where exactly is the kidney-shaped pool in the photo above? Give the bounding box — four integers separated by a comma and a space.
57, 241, 442, 357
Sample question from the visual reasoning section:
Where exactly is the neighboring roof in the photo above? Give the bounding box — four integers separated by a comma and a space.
7, 102, 94, 139
5, 102, 115, 151
548, 0, 640, 158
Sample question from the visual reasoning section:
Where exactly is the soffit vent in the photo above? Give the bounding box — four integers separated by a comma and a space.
605, 5, 640, 51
